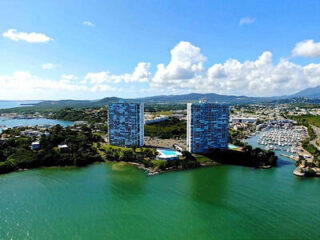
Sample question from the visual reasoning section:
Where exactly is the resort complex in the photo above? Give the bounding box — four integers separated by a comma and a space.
187, 100, 230, 153
108, 102, 144, 147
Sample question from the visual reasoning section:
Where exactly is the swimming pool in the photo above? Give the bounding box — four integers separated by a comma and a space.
228, 144, 239, 149
160, 150, 179, 156
157, 149, 182, 160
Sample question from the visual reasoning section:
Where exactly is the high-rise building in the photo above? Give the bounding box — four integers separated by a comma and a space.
187, 100, 229, 153
108, 102, 144, 147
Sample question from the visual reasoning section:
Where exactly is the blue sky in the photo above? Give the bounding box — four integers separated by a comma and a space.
0, 0, 320, 100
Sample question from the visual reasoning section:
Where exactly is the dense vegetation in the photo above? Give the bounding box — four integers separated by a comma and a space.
0, 125, 103, 174
51, 107, 108, 123
144, 104, 186, 112
229, 129, 246, 147
205, 146, 278, 168
302, 140, 318, 155
98, 143, 277, 172
288, 114, 320, 128
287, 114, 319, 155
98, 145, 201, 171
144, 117, 186, 139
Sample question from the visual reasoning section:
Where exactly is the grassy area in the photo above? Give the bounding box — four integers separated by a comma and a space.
154, 111, 172, 117
144, 117, 186, 139
101, 144, 127, 151
150, 160, 167, 171
193, 154, 213, 164
288, 115, 320, 128
302, 141, 318, 155
286, 114, 319, 154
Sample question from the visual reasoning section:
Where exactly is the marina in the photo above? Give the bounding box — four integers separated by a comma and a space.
257, 127, 307, 154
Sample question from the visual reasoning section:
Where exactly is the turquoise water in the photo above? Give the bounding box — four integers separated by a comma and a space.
0, 101, 40, 109
0, 118, 73, 133
0, 131, 319, 239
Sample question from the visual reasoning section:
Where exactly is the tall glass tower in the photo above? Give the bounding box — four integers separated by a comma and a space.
187, 101, 229, 153
108, 102, 144, 147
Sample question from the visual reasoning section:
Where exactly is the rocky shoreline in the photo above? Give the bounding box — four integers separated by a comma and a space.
125, 161, 221, 176
120, 161, 276, 176
293, 166, 320, 177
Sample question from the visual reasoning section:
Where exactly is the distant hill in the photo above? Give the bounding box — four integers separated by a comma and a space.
34, 93, 273, 109
35, 97, 124, 109
5, 87, 320, 113
36, 100, 93, 108
139, 93, 273, 104
290, 85, 320, 98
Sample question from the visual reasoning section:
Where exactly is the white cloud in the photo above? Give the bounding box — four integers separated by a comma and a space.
84, 62, 151, 84
292, 39, 320, 58
91, 84, 116, 92
0, 72, 119, 99
2, 41, 320, 99
83, 21, 95, 27
153, 41, 206, 87
42, 63, 56, 70
150, 41, 320, 97
0, 72, 87, 94
60, 74, 78, 84
239, 17, 255, 26
61, 74, 77, 80
3, 29, 52, 43
132, 62, 151, 82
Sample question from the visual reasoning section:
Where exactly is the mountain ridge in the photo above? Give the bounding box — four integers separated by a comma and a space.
7, 85, 320, 110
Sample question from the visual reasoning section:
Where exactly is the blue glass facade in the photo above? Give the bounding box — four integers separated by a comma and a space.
187, 102, 229, 153
108, 103, 144, 147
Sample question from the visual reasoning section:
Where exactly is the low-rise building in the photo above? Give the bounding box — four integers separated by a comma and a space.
21, 130, 42, 137
31, 141, 40, 150
58, 144, 69, 152
145, 116, 169, 125
231, 117, 257, 124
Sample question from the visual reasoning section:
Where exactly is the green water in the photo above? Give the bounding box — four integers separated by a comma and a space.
0, 159, 319, 239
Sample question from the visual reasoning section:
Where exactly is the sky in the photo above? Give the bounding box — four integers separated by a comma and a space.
0, 0, 320, 100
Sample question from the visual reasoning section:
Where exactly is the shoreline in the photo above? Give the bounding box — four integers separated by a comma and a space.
0, 159, 275, 177
118, 160, 274, 176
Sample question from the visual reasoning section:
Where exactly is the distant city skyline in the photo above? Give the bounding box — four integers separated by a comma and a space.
0, 0, 320, 100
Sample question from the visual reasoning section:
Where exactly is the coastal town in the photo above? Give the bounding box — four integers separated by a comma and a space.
2, 100, 320, 177
2, 1, 320, 239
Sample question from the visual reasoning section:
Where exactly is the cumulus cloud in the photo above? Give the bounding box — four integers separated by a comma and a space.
42, 63, 56, 70
153, 41, 206, 87
0, 71, 120, 100
91, 84, 116, 92
3, 29, 52, 43
2, 72, 85, 90
84, 62, 151, 84
83, 21, 95, 27
2, 41, 320, 99
61, 74, 78, 80
150, 41, 320, 97
239, 17, 255, 26
132, 62, 151, 82
292, 39, 320, 58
